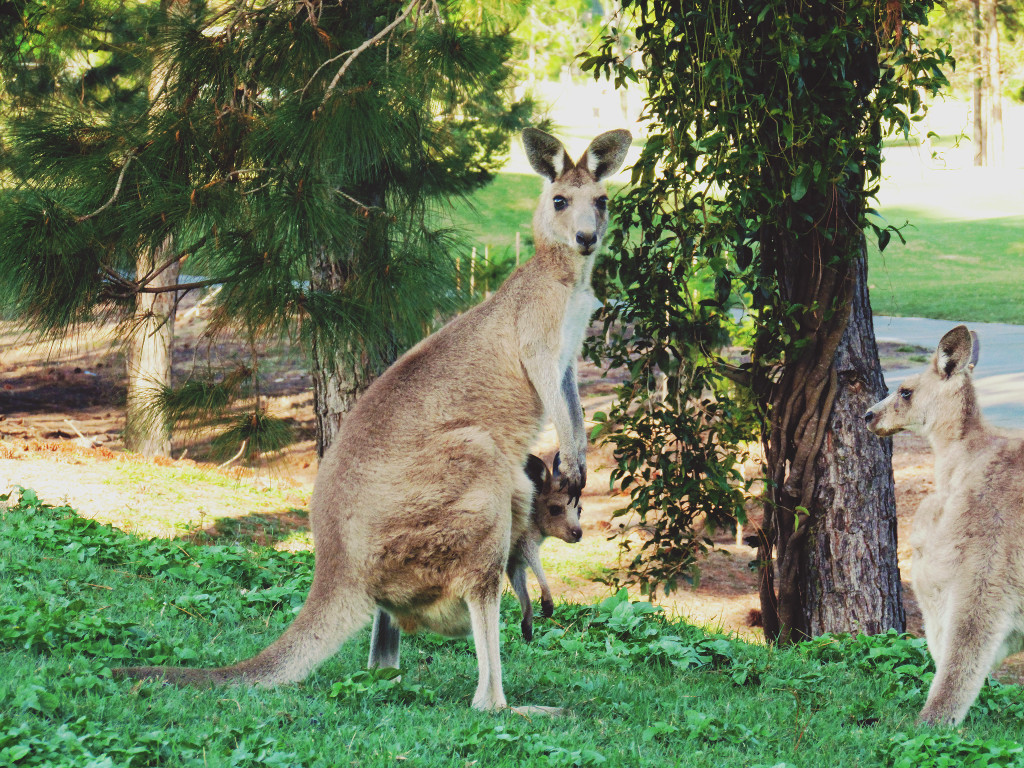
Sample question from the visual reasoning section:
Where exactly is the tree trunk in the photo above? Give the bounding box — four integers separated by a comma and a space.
804, 243, 905, 636
984, 0, 1002, 165
972, 0, 985, 166
756, 237, 853, 645
310, 181, 393, 459
310, 247, 366, 459
124, 244, 179, 457
123, 0, 187, 458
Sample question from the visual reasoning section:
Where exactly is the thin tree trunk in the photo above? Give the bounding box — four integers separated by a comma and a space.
805, 243, 905, 636
123, 0, 187, 458
125, 245, 179, 457
984, 0, 1002, 165
973, 0, 985, 166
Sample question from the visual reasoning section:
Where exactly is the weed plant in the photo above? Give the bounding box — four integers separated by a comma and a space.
2, 490, 1024, 767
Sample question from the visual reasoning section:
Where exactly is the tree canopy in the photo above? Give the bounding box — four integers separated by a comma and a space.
0, 0, 533, 455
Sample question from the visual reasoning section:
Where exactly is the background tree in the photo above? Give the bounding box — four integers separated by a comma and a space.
0, 0, 532, 459
0, 0, 179, 456
586, 0, 951, 641
921, 0, 1024, 165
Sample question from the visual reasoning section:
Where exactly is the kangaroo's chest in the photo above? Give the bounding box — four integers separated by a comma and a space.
559, 285, 600, 372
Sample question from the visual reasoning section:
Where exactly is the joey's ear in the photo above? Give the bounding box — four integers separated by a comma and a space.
523, 128, 571, 182
524, 454, 550, 494
935, 325, 977, 379
583, 129, 632, 181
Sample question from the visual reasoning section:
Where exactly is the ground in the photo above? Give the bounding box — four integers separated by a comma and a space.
0, 313, 936, 646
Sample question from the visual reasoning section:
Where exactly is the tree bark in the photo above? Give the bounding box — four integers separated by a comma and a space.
310, 181, 392, 459
805, 243, 905, 636
124, 245, 179, 457
756, 235, 853, 645
123, 0, 187, 458
310, 247, 366, 459
983, 0, 1002, 165
972, 0, 985, 166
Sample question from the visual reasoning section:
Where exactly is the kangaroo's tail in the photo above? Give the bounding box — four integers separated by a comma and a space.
114, 563, 376, 687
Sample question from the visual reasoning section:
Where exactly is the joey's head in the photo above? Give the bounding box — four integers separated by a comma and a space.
525, 453, 583, 543
522, 127, 632, 257
863, 325, 980, 438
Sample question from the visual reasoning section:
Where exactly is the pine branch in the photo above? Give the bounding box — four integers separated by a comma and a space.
137, 234, 210, 290
310, 0, 438, 109
139, 277, 223, 294
74, 152, 136, 222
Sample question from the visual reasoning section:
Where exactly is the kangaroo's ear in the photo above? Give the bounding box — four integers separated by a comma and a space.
583, 129, 632, 181
935, 325, 977, 379
524, 454, 550, 494
523, 128, 570, 182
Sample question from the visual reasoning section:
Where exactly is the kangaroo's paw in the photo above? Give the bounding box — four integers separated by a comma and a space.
540, 598, 554, 619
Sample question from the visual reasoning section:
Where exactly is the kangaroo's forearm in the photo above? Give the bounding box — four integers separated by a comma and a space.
522, 353, 585, 454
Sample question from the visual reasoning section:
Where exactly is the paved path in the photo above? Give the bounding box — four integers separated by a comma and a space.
874, 315, 1024, 429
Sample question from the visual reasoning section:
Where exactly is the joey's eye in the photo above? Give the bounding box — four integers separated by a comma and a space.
548, 505, 564, 517
595, 196, 608, 212
899, 388, 912, 401
553, 195, 568, 211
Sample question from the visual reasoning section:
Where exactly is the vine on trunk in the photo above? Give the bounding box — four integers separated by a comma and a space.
584, 0, 951, 638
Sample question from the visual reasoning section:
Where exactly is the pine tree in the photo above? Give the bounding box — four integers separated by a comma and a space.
0, 0, 531, 458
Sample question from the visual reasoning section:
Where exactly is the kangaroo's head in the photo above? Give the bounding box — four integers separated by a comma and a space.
522, 128, 632, 257
863, 325, 980, 437
525, 453, 583, 543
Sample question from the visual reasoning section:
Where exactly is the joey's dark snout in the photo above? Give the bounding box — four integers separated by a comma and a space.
863, 410, 876, 425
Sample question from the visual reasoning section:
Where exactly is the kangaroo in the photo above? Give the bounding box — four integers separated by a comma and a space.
508, 453, 583, 642
864, 325, 1024, 725
113, 127, 632, 712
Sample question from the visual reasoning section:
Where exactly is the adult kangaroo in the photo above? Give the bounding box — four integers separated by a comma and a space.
114, 127, 632, 712
864, 325, 1024, 725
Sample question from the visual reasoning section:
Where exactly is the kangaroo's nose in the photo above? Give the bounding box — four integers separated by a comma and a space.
571, 527, 582, 542
863, 410, 876, 424
575, 231, 597, 249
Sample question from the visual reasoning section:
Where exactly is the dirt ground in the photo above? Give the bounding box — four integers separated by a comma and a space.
0, 312, 936, 646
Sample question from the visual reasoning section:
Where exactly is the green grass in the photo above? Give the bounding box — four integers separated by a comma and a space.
868, 208, 1024, 324
5, 490, 1024, 767
449, 173, 540, 265
455, 162, 1024, 325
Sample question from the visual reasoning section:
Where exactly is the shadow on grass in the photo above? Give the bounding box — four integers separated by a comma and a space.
195, 507, 311, 547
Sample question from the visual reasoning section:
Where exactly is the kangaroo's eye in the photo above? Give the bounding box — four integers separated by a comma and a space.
595, 196, 608, 212
899, 388, 912, 401
548, 505, 564, 516
553, 195, 568, 211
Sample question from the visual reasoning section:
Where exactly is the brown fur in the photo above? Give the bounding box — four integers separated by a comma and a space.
865, 325, 1024, 725
113, 128, 631, 712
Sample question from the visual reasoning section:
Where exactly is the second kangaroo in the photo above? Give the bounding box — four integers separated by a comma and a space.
864, 325, 1024, 725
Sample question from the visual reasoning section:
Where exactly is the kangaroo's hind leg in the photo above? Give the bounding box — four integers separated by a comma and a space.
918, 590, 1015, 725
368, 608, 401, 670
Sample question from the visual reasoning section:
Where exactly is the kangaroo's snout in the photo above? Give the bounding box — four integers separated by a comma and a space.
569, 526, 582, 542
863, 409, 876, 425
575, 231, 597, 253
